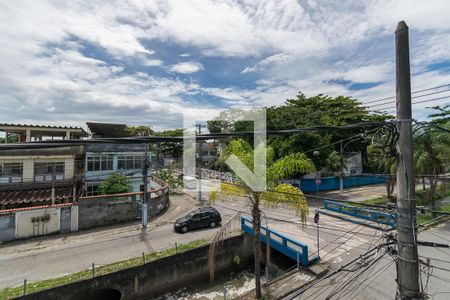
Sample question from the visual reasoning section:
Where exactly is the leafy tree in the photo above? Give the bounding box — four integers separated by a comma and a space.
154, 169, 183, 190
209, 139, 315, 298
428, 104, 450, 125
0, 134, 18, 143
266, 93, 391, 169
324, 150, 342, 173
155, 129, 184, 158
125, 125, 154, 136
96, 173, 132, 195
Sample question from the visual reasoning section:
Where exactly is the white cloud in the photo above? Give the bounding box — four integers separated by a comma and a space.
242, 53, 293, 74
1, 0, 450, 128
169, 61, 204, 74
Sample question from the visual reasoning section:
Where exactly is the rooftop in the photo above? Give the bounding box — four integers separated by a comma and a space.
86, 122, 129, 138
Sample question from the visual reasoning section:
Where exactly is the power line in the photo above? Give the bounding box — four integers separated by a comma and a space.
362, 83, 450, 105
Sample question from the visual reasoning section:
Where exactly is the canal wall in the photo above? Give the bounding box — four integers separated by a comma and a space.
14, 234, 253, 300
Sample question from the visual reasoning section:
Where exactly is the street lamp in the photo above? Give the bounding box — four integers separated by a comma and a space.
313, 151, 320, 197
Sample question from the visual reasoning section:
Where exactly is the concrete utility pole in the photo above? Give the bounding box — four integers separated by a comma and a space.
395, 20, 421, 299
339, 141, 344, 192
142, 141, 149, 228
196, 123, 206, 205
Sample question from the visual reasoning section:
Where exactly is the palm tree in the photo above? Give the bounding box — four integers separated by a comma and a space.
367, 145, 397, 200
209, 139, 315, 298
414, 127, 450, 217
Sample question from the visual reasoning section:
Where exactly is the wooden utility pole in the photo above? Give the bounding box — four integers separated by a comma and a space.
395, 20, 421, 299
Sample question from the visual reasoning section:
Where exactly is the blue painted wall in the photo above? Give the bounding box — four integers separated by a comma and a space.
298, 175, 386, 193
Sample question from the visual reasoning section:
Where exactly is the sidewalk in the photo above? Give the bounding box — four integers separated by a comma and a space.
319, 184, 387, 202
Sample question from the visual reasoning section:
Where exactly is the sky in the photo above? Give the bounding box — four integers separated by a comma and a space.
0, 0, 449, 131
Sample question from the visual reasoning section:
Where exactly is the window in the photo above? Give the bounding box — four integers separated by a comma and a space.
0, 163, 23, 183
87, 155, 113, 172
86, 185, 98, 196
201, 151, 209, 156
117, 155, 144, 170
209, 151, 216, 156
34, 162, 65, 181
0, 163, 23, 176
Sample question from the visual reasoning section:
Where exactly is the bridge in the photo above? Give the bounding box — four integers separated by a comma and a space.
322, 200, 396, 230
241, 217, 319, 267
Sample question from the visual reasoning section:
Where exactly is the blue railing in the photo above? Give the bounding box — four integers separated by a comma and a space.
323, 200, 396, 228
241, 217, 318, 267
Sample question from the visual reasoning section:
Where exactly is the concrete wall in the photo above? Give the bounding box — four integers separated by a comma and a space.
15, 235, 253, 300
78, 196, 139, 230
78, 188, 169, 230
0, 204, 78, 243
16, 208, 61, 239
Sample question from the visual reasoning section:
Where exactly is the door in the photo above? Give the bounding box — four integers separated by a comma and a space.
198, 212, 210, 228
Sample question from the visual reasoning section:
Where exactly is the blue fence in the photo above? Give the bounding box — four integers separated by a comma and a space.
323, 200, 396, 228
298, 175, 386, 193
241, 217, 318, 266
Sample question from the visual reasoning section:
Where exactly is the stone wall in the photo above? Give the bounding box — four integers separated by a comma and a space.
15, 234, 253, 300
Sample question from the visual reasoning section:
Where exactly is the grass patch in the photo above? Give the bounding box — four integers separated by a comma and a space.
346, 196, 390, 208
416, 204, 450, 226
416, 184, 450, 205
0, 239, 208, 300
361, 196, 390, 205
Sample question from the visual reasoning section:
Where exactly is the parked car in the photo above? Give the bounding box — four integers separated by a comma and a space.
174, 207, 222, 233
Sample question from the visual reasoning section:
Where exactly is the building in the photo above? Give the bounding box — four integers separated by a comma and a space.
0, 146, 84, 209
85, 122, 129, 138
343, 152, 363, 176
0, 123, 87, 143
83, 143, 153, 195
83, 120, 158, 196
198, 142, 218, 166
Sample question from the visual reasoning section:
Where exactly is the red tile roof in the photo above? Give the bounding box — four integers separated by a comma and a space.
0, 185, 73, 206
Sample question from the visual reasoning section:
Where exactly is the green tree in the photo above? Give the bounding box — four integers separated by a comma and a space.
209, 139, 315, 298
96, 173, 132, 195
266, 93, 391, 169
414, 110, 450, 217
154, 169, 183, 191
367, 144, 397, 200
155, 129, 184, 158
125, 125, 154, 136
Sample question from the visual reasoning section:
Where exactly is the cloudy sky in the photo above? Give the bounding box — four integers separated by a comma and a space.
0, 0, 449, 130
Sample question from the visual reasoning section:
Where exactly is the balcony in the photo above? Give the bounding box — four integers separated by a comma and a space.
34, 173, 65, 182
0, 176, 23, 184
